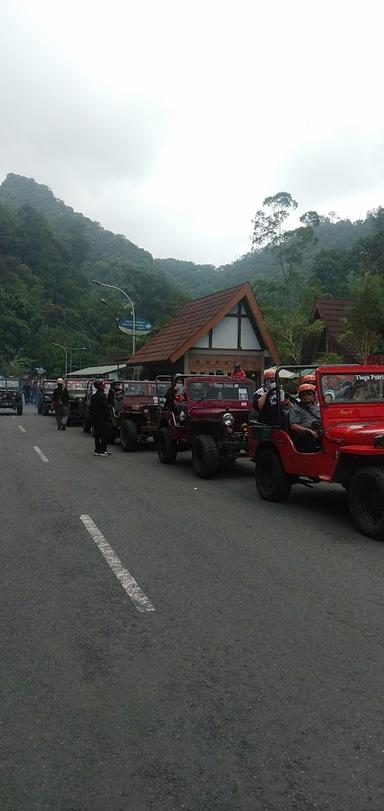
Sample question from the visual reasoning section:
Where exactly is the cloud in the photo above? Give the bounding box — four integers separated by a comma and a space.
0, 0, 384, 265
280, 131, 384, 219
0, 4, 171, 186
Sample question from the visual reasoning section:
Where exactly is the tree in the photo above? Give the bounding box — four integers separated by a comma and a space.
342, 273, 384, 362
265, 308, 324, 364
299, 211, 321, 229
251, 192, 298, 283
251, 192, 323, 306
0, 289, 40, 366
351, 210, 384, 278
315, 351, 343, 364
309, 248, 351, 297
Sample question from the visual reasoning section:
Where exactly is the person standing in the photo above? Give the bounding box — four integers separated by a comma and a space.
30, 379, 38, 406
52, 378, 69, 431
23, 381, 31, 405
90, 380, 111, 456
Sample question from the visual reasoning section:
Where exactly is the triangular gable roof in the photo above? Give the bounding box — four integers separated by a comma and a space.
125, 282, 279, 365
312, 297, 352, 342
302, 296, 358, 363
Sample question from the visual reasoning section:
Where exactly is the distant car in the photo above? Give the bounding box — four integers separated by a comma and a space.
157, 375, 254, 478
0, 378, 23, 415
37, 379, 56, 415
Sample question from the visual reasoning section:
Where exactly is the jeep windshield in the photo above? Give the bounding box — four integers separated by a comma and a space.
0, 380, 19, 389
67, 380, 86, 393
124, 382, 168, 397
124, 382, 152, 396
187, 380, 253, 402
43, 381, 56, 391
321, 373, 384, 403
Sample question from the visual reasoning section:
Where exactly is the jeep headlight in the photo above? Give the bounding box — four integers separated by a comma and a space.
223, 412, 234, 427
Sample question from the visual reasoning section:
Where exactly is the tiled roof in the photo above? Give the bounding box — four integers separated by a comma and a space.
313, 298, 352, 340
124, 282, 279, 365
301, 297, 357, 363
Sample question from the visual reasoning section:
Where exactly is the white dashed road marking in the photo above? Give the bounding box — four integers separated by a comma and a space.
33, 446, 49, 463
18, 425, 26, 433
80, 515, 155, 613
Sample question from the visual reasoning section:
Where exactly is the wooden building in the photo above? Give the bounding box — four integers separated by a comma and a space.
122, 282, 279, 384
301, 297, 358, 364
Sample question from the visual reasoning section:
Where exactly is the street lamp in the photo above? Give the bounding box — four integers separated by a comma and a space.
69, 346, 86, 374
53, 343, 87, 376
52, 343, 68, 377
92, 280, 136, 355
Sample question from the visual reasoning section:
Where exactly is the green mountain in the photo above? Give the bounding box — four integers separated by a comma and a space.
0, 173, 154, 271
0, 173, 375, 302
0, 174, 175, 375
156, 217, 374, 295
0, 172, 381, 374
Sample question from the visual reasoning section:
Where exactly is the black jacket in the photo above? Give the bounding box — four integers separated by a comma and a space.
90, 390, 110, 424
52, 386, 69, 407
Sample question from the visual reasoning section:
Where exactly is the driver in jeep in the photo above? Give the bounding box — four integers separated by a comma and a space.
289, 383, 321, 452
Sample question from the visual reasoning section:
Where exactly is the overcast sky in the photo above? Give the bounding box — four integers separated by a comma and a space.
1, 0, 383, 265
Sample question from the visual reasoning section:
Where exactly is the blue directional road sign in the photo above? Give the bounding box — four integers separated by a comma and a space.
118, 316, 152, 336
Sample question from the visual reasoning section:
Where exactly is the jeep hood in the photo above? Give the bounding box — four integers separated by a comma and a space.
326, 421, 384, 446
188, 404, 250, 419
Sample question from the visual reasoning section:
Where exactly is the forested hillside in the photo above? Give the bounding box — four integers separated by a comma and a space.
0, 175, 175, 376
1, 173, 375, 300
156, 217, 374, 295
0, 173, 383, 373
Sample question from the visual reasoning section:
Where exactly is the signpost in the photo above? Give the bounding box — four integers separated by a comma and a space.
118, 316, 152, 336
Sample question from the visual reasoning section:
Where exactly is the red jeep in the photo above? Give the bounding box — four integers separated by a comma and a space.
157, 375, 253, 478
119, 380, 168, 451
249, 365, 384, 540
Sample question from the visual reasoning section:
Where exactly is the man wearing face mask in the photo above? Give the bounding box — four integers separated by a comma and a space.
252, 369, 288, 425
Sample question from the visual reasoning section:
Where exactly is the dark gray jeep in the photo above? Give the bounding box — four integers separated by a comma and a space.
0, 378, 23, 415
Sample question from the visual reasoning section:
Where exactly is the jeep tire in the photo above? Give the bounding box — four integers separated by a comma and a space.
157, 426, 177, 464
120, 419, 138, 452
255, 447, 291, 501
349, 467, 384, 540
42, 404, 50, 416
17, 404, 23, 416
192, 434, 219, 479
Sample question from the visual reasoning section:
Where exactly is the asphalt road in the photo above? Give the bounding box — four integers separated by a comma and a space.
2, 406, 384, 810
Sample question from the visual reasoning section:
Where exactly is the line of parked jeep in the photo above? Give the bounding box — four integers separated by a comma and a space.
34, 366, 384, 542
